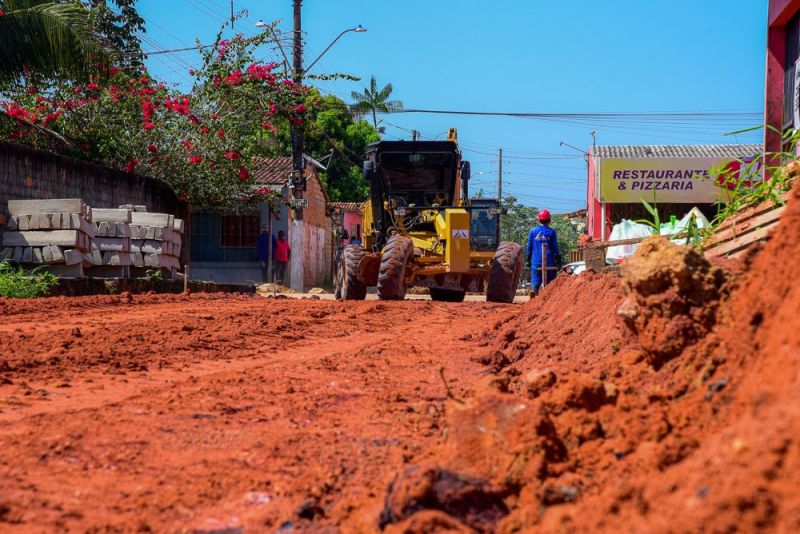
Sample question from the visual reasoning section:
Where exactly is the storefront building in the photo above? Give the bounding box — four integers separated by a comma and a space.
765, 0, 800, 154
586, 144, 762, 240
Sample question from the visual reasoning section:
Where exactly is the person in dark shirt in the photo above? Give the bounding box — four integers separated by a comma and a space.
256, 227, 277, 282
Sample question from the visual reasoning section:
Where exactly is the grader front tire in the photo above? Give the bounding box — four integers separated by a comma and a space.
377, 236, 414, 300
338, 245, 368, 300
486, 241, 524, 303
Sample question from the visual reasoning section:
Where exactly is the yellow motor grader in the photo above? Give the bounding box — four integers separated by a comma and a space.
334, 130, 524, 303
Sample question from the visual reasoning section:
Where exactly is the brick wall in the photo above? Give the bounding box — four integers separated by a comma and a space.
0, 141, 180, 228
300, 167, 332, 287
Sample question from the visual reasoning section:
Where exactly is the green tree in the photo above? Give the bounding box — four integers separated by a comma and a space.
267, 91, 380, 201
0, 0, 114, 86
350, 75, 402, 128
86, 0, 146, 67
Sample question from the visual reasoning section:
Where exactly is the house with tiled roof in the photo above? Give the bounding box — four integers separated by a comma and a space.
329, 201, 365, 246
587, 144, 762, 240
190, 155, 334, 289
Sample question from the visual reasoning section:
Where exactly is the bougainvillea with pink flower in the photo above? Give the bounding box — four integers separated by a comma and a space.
0, 23, 308, 209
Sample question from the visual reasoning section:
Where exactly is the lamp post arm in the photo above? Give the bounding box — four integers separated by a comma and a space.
305, 28, 354, 73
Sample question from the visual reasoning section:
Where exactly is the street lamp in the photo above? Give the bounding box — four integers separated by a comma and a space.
305, 25, 367, 73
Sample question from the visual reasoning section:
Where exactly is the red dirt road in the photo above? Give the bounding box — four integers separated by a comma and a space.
5, 183, 800, 533
0, 294, 514, 532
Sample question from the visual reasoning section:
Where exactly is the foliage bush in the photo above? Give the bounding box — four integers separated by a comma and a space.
710, 127, 797, 231
0, 20, 305, 210
0, 260, 57, 298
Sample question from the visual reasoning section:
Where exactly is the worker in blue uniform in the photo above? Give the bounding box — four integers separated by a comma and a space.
526, 209, 562, 295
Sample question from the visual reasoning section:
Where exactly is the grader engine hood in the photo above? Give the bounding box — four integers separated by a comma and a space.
435, 209, 471, 272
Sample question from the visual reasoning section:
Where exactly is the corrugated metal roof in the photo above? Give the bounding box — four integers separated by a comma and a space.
329, 201, 364, 213
593, 144, 762, 159
251, 156, 292, 185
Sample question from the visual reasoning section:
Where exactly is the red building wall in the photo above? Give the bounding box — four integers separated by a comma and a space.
765, 0, 800, 154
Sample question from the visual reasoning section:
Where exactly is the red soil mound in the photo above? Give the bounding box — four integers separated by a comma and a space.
381, 185, 800, 533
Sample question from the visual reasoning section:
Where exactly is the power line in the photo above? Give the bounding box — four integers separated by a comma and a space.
391, 108, 762, 120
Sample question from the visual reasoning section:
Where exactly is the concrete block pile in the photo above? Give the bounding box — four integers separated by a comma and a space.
0, 199, 94, 277
128, 210, 183, 272
88, 208, 133, 277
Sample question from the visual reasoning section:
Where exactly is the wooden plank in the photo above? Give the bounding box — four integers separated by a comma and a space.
2, 230, 82, 247
704, 205, 787, 249
173, 219, 184, 234
42, 245, 53, 263
0, 247, 13, 260
705, 223, 779, 258
583, 232, 688, 250
130, 212, 171, 227
32, 247, 44, 264
91, 208, 132, 223
21, 247, 33, 263
12, 247, 23, 262
714, 191, 791, 235
8, 199, 84, 215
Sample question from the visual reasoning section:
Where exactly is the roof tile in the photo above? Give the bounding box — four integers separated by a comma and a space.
329, 201, 364, 213
593, 144, 762, 159
251, 156, 292, 185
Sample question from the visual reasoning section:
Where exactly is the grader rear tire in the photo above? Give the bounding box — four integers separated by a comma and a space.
430, 288, 466, 302
337, 245, 367, 300
486, 241, 524, 303
377, 236, 413, 300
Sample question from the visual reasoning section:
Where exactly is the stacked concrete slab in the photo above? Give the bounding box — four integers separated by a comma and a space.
128, 209, 183, 274
0, 199, 94, 277
88, 208, 133, 278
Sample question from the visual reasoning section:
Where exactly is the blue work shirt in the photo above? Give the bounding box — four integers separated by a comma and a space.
526, 225, 560, 268
257, 233, 278, 261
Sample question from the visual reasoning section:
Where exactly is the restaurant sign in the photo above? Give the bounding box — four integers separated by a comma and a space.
597, 157, 759, 204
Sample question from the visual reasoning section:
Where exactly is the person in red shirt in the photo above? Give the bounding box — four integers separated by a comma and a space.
273, 230, 291, 284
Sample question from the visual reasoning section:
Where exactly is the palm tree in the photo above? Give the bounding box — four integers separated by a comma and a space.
350, 75, 402, 129
0, 0, 114, 86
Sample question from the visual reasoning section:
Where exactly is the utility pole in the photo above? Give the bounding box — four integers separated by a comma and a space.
289, 0, 305, 291
291, 0, 304, 210
412, 130, 419, 141
497, 147, 503, 203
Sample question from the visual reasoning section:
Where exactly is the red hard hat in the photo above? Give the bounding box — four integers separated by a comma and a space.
538, 209, 551, 222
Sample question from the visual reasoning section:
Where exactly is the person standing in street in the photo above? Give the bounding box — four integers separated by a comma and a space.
256, 227, 277, 282
526, 209, 562, 296
273, 230, 291, 285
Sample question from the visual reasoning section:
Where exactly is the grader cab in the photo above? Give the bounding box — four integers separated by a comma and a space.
334, 131, 524, 303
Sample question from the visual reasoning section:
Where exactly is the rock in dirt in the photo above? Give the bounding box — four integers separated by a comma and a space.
523, 368, 557, 398
470, 350, 510, 371
379, 465, 507, 533
620, 236, 727, 367
383, 509, 476, 534
547, 374, 617, 413
442, 393, 564, 490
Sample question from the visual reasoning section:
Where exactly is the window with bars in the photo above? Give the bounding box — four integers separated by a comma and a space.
220, 214, 260, 248
783, 12, 800, 131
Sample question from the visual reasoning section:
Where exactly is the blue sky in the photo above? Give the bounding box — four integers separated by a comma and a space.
139, 0, 767, 211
